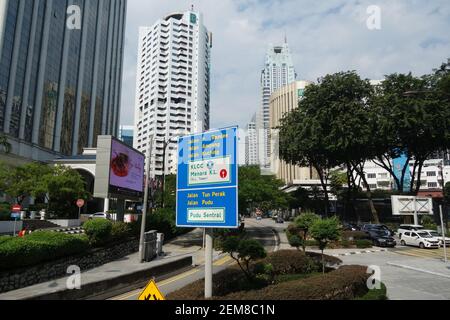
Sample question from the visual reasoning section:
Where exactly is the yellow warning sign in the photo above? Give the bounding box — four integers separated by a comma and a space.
138, 279, 165, 301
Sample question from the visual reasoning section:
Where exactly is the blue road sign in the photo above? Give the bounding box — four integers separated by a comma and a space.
176, 127, 239, 229
10, 213, 20, 220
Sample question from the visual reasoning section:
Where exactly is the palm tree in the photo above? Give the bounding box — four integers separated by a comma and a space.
0, 134, 11, 154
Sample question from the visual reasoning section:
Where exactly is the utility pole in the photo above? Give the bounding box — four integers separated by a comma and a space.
139, 135, 154, 263
161, 136, 179, 208
440, 205, 448, 263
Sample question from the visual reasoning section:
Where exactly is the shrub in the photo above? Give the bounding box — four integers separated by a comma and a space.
305, 251, 342, 266
0, 232, 89, 271
219, 265, 370, 300
340, 240, 352, 248
421, 216, 437, 230
167, 267, 267, 300
288, 235, 303, 250
342, 231, 369, 241
356, 282, 388, 300
111, 222, 132, 242
259, 250, 319, 275
83, 219, 113, 246
356, 240, 373, 249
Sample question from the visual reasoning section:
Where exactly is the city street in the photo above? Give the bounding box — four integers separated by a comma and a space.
108, 219, 278, 300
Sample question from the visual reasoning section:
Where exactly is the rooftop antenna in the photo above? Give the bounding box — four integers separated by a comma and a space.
284, 32, 288, 44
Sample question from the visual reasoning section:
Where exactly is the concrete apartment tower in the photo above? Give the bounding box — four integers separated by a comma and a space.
134, 10, 212, 176
258, 40, 296, 171
245, 113, 258, 166
0, 0, 126, 164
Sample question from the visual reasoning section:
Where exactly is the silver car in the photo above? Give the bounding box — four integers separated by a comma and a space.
89, 212, 111, 220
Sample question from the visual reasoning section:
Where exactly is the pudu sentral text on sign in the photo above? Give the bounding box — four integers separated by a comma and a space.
176, 127, 239, 229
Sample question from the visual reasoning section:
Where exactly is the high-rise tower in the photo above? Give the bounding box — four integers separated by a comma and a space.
0, 0, 126, 163
134, 10, 212, 176
257, 41, 296, 170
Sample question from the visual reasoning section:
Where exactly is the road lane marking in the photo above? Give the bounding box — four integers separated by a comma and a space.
387, 262, 450, 279
214, 255, 232, 266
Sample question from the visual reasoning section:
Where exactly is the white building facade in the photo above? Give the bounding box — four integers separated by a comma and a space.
258, 41, 297, 170
134, 10, 211, 176
245, 113, 258, 166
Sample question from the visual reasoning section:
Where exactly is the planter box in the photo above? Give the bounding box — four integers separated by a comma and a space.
48, 219, 81, 228
0, 221, 23, 234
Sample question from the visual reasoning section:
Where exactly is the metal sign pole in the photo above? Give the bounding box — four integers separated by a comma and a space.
205, 228, 213, 299
139, 135, 154, 263
440, 205, 448, 263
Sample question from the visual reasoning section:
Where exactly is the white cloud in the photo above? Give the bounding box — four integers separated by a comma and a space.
121, 0, 450, 129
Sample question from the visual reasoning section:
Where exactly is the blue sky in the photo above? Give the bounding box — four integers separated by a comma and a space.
121, 0, 450, 129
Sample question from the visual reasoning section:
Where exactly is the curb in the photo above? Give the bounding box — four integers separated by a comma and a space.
331, 249, 388, 257
19, 256, 193, 301
271, 228, 281, 252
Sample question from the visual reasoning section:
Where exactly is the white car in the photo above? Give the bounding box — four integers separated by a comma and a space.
400, 230, 440, 249
397, 225, 425, 238
89, 212, 111, 220
422, 230, 450, 247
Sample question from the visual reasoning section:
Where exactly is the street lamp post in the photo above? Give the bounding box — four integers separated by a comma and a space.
161, 136, 179, 208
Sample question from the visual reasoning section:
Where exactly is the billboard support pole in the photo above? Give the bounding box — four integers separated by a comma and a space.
139, 135, 154, 263
205, 228, 213, 299
440, 205, 448, 263
413, 197, 419, 226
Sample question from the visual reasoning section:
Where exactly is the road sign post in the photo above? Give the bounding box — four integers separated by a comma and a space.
76, 199, 85, 220
176, 127, 239, 299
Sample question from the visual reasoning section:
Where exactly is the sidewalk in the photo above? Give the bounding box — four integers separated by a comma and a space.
0, 229, 206, 300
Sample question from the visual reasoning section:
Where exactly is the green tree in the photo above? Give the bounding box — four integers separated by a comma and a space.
0, 135, 11, 154
0, 162, 52, 204
330, 169, 347, 200
310, 217, 341, 274
220, 236, 267, 281
372, 72, 450, 194
445, 182, 450, 204
35, 165, 89, 218
280, 71, 381, 222
238, 166, 291, 216
293, 212, 320, 252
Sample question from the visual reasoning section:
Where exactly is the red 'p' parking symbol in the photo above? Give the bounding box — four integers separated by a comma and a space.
220, 169, 228, 179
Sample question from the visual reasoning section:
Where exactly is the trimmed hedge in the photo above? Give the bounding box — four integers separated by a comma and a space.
83, 219, 113, 246
342, 231, 370, 241
167, 267, 249, 300
305, 251, 343, 266
356, 240, 373, 249
260, 250, 319, 275
111, 222, 132, 242
219, 265, 370, 300
167, 250, 344, 300
0, 232, 89, 271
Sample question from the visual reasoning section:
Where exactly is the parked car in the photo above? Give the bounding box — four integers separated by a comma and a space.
400, 230, 440, 249
365, 229, 397, 248
276, 217, 285, 224
421, 230, 450, 247
342, 223, 360, 231
397, 225, 425, 238
89, 212, 111, 220
361, 224, 394, 236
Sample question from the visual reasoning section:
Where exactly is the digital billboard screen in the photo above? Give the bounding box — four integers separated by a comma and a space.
109, 139, 145, 197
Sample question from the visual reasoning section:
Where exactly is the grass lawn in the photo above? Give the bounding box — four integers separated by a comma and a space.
355, 283, 388, 300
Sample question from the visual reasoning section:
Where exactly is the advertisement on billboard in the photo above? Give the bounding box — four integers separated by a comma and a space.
94, 136, 145, 200
109, 139, 145, 193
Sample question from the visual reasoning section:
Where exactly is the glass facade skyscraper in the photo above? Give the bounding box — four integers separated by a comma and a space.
0, 0, 126, 162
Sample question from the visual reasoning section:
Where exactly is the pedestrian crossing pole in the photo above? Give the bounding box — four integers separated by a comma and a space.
440, 205, 448, 263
